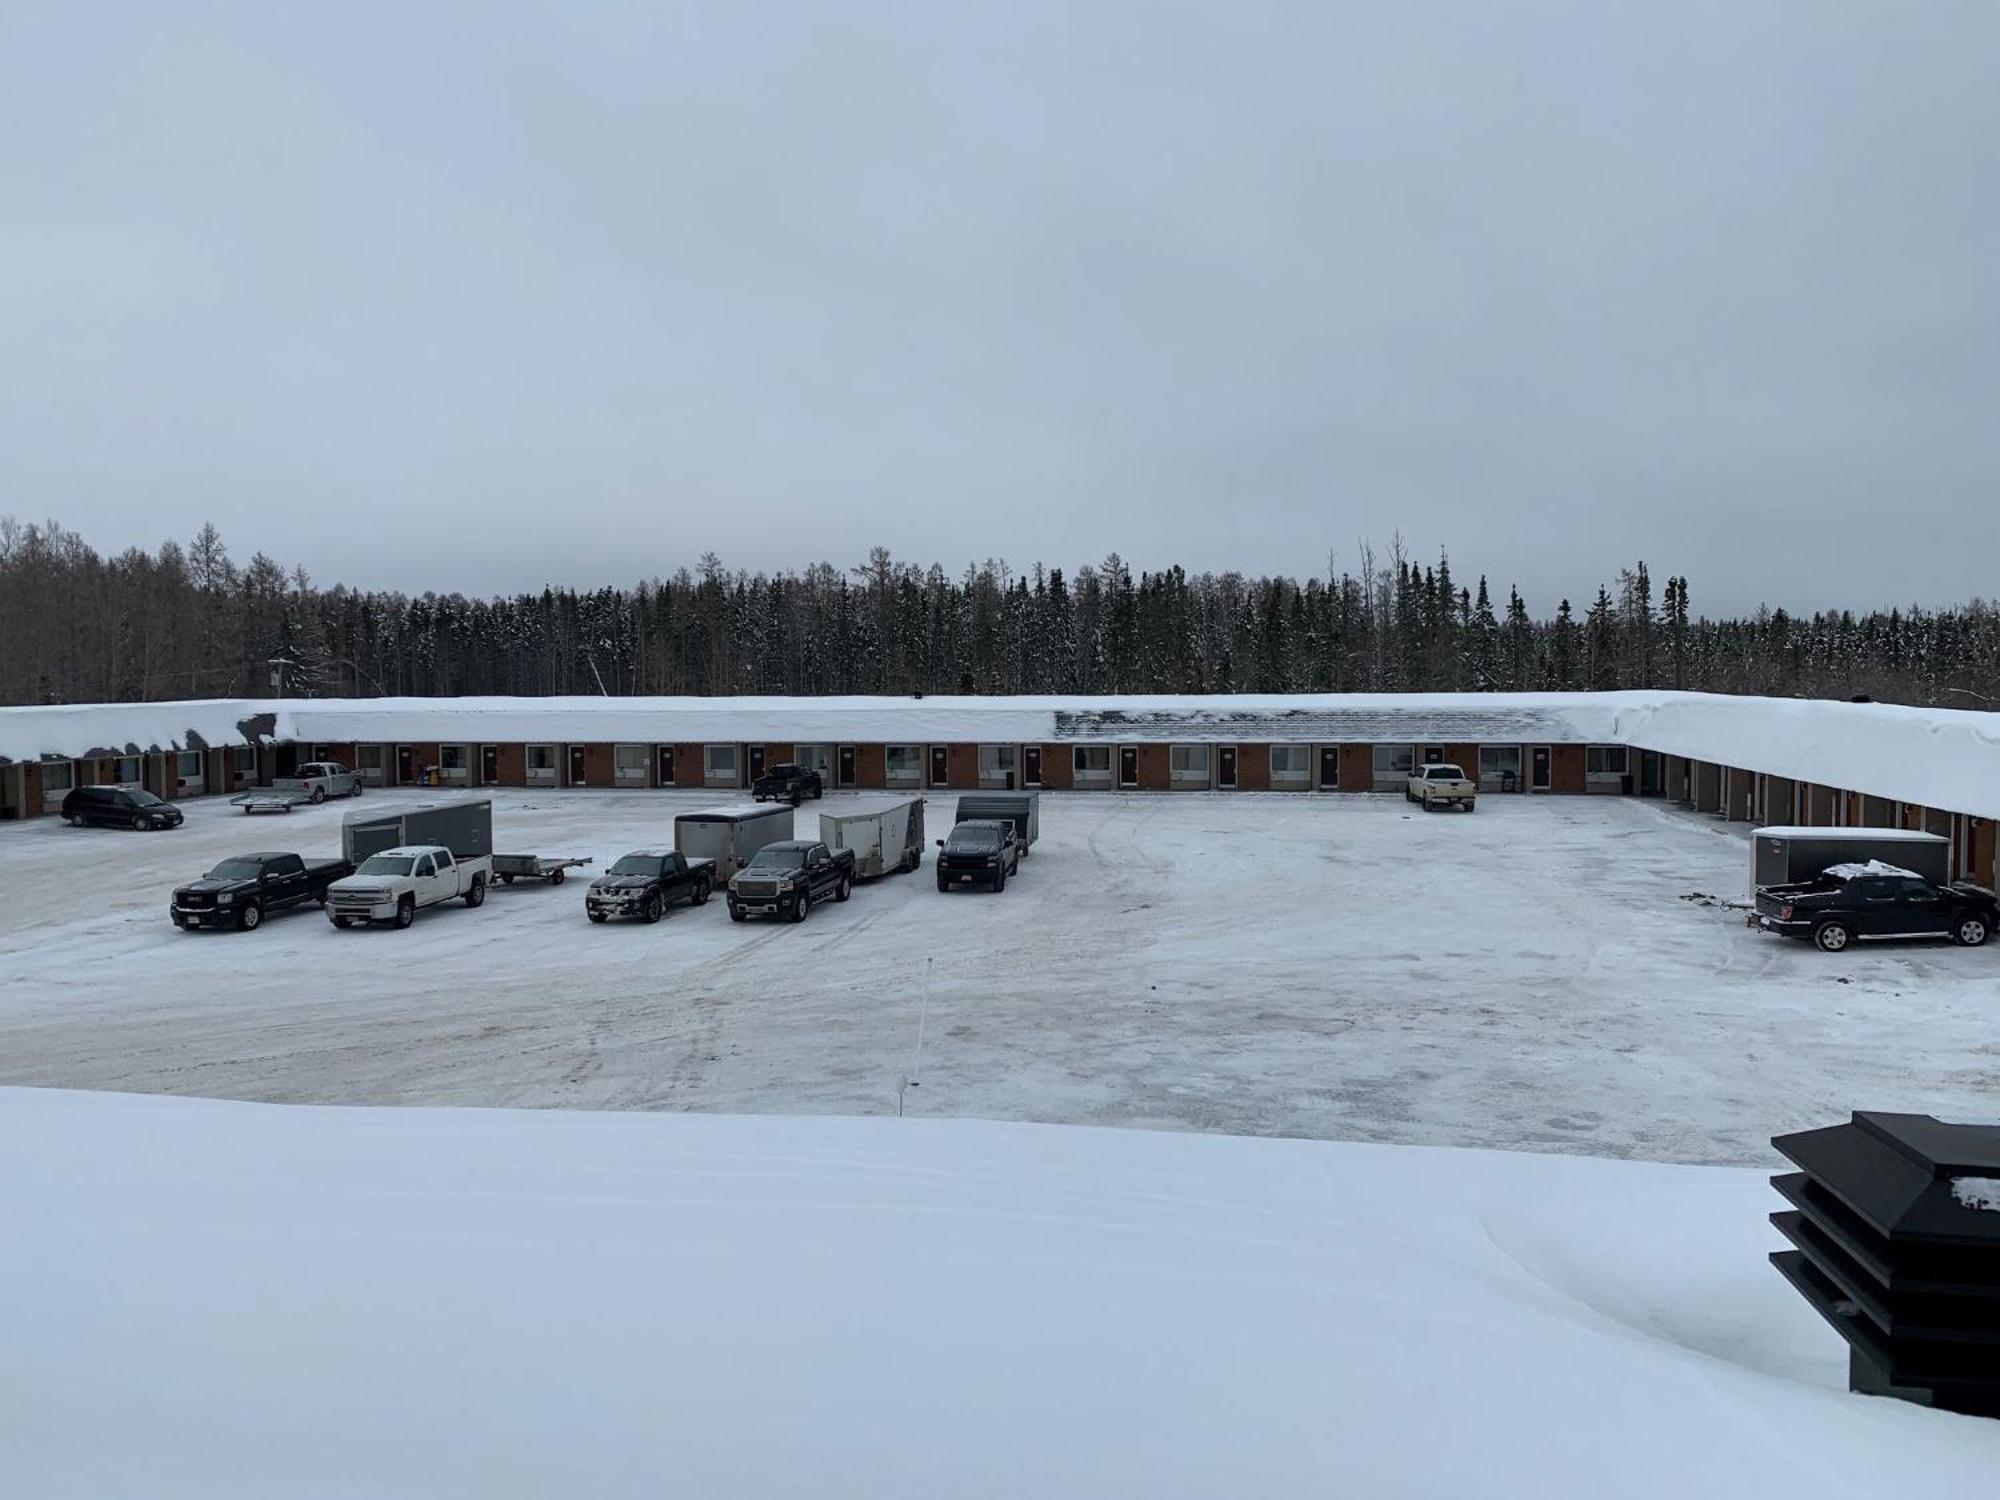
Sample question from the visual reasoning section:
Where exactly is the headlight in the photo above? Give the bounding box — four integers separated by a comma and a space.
217, 892, 234, 904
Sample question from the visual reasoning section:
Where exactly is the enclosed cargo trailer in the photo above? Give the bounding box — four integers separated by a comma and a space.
953, 791, 1039, 856
675, 803, 793, 883
1750, 826, 1950, 893
342, 798, 493, 864
819, 796, 925, 878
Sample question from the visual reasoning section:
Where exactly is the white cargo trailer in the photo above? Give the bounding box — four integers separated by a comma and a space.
819, 796, 926, 879
675, 804, 793, 883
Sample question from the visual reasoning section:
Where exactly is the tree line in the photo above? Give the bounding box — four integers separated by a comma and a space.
3, 517, 1997, 710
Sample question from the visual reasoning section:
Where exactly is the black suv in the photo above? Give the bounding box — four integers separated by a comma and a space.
752, 763, 824, 805
62, 785, 184, 831
936, 820, 1019, 892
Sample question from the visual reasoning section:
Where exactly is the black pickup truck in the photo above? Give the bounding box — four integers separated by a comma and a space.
727, 839, 854, 922
585, 850, 716, 924
752, 763, 824, 805
935, 819, 1020, 893
171, 851, 353, 931
1753, 862, 1997, 953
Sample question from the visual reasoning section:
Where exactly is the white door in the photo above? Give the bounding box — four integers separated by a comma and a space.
411, 853, 441, 906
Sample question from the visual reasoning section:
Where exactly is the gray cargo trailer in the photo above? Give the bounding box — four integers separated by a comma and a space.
342, 798, 494, 865
820, 796, 926, 878
1751, 826, 1950, 893
675, 803, 793, 883
953, 791, 1039, 856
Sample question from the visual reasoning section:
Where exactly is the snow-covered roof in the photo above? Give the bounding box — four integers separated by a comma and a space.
6, 690, 2000, 818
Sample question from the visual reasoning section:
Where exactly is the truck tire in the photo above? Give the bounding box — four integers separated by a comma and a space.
309, 786, 326, 804
1813, 920, 1853, 954
812, 783, 823, 800
332, 915, 353, 929
730, 905, 747, 922
394, 896, 415, 930
834, 874, 851, 903
992, 866, 1005, 892
937, 876, 950, 893
691, 879, 711, 906
640, 891, 664, 924
588, 910, 608, 924
237, 901, 263, 931
464, 876, 487, 908
1952, 916, 1991, 947
789, 889, 810, 922
351, 783, 362, 797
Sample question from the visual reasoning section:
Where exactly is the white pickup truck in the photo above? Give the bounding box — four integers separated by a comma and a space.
325, 844, 490, 929
1407, 763, 1477, 812
275, 761, 364, 803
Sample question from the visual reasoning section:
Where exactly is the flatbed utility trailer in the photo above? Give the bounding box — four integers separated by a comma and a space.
493, 853, 594, 886
230, 789, 311, 815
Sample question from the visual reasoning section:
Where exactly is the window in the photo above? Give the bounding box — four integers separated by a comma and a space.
615, 744, 648, 783
1585, 746, 1629, 776
1170, 745, 1209, 779
414, 855, 435, 878
978, 745, 1016, 779
41, 758, 74, 793
440, 745, 466, 770
1269, 745, 1309, 779
356, 745, 383, 770
1478, 746, 1521, 782
526, 744, 557, 781
233, 746, 257, 770
704, 744, 739, 779
177, 751, 203, 778
1073, 747, 1111, 773
113, 756, 140, 784
1372, 745, 1414, 777
885, 745, 922, 781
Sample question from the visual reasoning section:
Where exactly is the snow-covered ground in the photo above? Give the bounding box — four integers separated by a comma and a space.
2, 789, 1996, 1164
6, 1088, 1999, 1497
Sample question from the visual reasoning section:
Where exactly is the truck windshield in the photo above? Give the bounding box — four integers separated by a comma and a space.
206, 858, 266, 881
609, 855, 665, 877
745, 848, 807, 870
949, 828, 1003, 850
357, 855, 415, 877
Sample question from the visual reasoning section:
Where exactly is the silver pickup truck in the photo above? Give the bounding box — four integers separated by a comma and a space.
275, 761, 364, 803
1407, 763, 1477, 811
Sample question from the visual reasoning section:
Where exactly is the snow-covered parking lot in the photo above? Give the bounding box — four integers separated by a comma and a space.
2, 788, 1995, 1164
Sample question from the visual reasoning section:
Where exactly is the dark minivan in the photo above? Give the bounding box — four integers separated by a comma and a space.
62, 785, 184, 831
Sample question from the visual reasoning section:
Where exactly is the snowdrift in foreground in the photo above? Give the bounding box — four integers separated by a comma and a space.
6, 1091, 1997, 1498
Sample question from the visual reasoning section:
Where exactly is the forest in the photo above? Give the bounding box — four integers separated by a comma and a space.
3, 516, 1996, 710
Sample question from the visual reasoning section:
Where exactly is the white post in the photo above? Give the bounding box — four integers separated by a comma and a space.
897, 957, 935, 1118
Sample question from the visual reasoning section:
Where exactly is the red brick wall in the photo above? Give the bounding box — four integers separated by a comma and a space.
946, 744, 978, 790
1237, 744, 1270, 791
1338, 744, 1372, 791
1551, 745, 1586, 794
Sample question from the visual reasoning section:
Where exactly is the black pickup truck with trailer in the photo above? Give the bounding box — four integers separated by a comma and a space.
585, 850, 716, 923
752, 763, 825, 805
1752, 861, 1997, 953
727, 839, 854, 922
171, 851, 353, 930
936, 819, 1021, 892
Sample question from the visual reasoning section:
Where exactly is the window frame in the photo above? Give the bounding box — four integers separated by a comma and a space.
1372, 744, 1415, 778
1585, 745, 1629, 777
884, 744, 923, 783
1169, 744, 1210, 782
526, 743, 558, 782
176, 750, 204, 779
704, 744, 740, 781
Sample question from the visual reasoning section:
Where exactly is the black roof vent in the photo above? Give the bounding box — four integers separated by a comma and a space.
1771, 1112, 2000, 1416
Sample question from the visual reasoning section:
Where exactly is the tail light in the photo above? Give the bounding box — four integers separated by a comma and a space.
1780, 903, 1794, 920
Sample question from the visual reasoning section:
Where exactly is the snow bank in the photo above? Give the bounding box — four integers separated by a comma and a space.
1823, 860, 1922, 880
1953, 1178, 2000, 1213
7, 690, 2000, 819
5, 1089, 1998, 1497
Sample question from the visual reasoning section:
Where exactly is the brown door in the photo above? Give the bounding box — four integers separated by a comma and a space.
1119, 747, 1139, 788
1318, 747, 1339, 789
749, 746, 766, 780
480, 745, 498, 785
395, 745, 414, 785
656, 745, 675, 785
1218, 746, 1237, 788
568, 746, 586, 786
929, 746, 948, 787
838, 745, 857, 787
1531, 746, 1552, 790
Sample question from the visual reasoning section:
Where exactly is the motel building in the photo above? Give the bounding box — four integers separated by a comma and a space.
0, 691, 1994, 887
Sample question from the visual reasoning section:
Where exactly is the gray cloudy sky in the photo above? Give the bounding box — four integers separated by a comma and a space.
4, 2, 1996, 616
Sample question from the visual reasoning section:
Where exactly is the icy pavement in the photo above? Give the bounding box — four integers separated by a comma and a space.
1, 788, 1995, 1165
7, 1089, 2000, 1497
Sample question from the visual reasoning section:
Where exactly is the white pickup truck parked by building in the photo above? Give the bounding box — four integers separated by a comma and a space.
325, 845, 491, 928
275, 762, 363, 803
1407, 763, 1477, 812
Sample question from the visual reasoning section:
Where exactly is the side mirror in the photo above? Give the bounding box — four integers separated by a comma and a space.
935, 839, 945, 848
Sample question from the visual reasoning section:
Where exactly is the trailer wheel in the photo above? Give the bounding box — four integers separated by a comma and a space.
464, 876, 487, 909
499, 873, 515, 885
394, 896, 416, 929
834, 874, 851, 903
1813, 921, 1853, 953
550, 868, 566, 886
1953, 916, 1990, 947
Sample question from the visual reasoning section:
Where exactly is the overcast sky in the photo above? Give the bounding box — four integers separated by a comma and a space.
3, 3, 1996, 616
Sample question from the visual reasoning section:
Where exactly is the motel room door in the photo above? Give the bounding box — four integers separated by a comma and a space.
1218, 746, 1237, 788
1530, 746, 1552, 791
480, 745, 498, 786
656, 745, 675, 785
1318, 747, 1340, 789
1022, 746, 1041, 787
